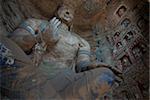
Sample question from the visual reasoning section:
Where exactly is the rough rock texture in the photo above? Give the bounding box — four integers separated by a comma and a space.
0, 0, 149, 99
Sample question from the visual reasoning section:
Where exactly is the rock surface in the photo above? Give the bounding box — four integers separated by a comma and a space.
0, 0, 149, 99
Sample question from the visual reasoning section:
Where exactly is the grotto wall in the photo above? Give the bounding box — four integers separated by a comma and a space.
0, 0, 149, 99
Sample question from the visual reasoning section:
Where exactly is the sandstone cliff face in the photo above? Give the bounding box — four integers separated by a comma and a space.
0, 0, 108, 35
0, 0, 42, 35
0, 0, 149, 99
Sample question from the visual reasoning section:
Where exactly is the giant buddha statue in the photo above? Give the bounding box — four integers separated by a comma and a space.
0, 5, 118, 100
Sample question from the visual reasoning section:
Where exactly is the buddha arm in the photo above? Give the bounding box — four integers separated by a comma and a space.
76, 36, 91, 72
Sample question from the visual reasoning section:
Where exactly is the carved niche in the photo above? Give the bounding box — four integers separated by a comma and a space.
116, 42, 123, 50
123, 31, 135, 45
137, 17, 148, 31
116, 5, 127, 17
132, 43, 147, 59
121, 18, 131, 28
113, 32, 120, 41
119, 55, 132, 71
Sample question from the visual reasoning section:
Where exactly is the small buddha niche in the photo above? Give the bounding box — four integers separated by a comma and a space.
121, 18, 131, 28
120, 55, 132, 71
123, 31, 134, 43
132, 43, 147, 59
116, 5, 127, 17
116, 42, 123, 50
114, 32, 120, 41
137, 17, 148, 30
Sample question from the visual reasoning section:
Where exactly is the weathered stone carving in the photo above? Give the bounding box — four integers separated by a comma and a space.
121, 18, 131, 28
0, 13, 118, 99
116, 5, 127, 17
0, 0, 148, 99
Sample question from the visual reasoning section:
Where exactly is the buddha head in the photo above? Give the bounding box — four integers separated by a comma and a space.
57, 5, 74, 23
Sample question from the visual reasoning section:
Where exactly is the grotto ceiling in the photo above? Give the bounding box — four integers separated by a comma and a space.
0, 0, 119, 39
0, 0, 149, 99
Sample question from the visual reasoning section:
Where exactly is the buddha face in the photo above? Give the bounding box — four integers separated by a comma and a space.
57, 6, 74, 22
